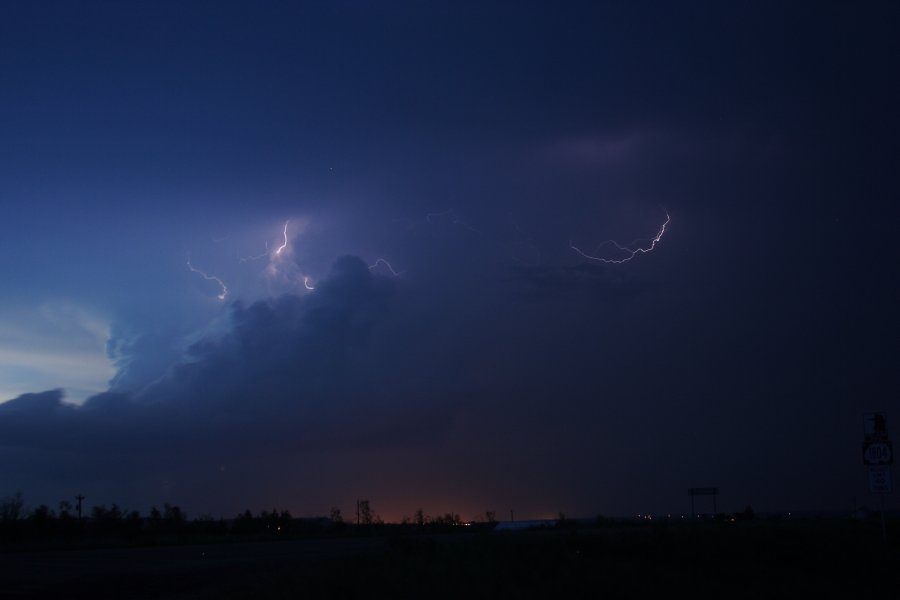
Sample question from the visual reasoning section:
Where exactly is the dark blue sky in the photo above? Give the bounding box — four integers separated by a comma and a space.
1, 1, 897, 520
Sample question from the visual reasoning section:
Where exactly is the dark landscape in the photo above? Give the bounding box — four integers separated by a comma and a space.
2, 508, 898, 598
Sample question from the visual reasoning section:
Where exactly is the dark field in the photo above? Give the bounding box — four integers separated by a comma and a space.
2, 520, 898, 598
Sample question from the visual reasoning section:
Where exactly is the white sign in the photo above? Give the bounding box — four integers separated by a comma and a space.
869, 466, 893, 493
863, 441, 893, 465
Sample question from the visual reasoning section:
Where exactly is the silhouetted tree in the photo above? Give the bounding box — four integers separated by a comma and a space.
276, 509, 291, 533
28, 505, 54, 536
160, 504, 186, 536
148, 506, 163, 532
192, 513, 226, 536
123, 510, 143, 539
30, 504, 53, 521
0, 491, 25, 521
330, 506, 343, 524
433, 512, 461, 527
90, 505, 111, 520
233, 509, 258, 535
358, 500, 374, 525
258, 508, 291, 534
91, 504, 124, 535
53, 500, 79, 538
163, 504, 185, 525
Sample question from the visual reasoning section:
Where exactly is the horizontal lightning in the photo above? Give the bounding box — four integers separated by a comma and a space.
239, 241, 269, 263
570, 211, 670, 264
368, 258, 405, 276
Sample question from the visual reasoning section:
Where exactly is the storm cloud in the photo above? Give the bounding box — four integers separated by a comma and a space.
1, 2, 897, 521
0, 237, 666, 517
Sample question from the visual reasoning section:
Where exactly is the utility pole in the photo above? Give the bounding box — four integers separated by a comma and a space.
862, 412, 892, 545
75, 494, 85, 521
356, 500, 360, 526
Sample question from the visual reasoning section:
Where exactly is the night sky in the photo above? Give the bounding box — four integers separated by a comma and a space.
1, 1, 897, 521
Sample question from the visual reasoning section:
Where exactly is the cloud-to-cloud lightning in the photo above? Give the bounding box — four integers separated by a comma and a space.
239, 241, 269, 263
368, 258, 404, 276
186, 257, 228, 300
569, 211, 670, 264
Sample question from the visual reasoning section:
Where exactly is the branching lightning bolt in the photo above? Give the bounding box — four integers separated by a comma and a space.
570, 211, 670, 264
187, 257, 228, 300
275, 220, 289, 255
368, 258, 405, 276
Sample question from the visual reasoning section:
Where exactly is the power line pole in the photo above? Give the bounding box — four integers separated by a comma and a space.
75, 494, 85, 521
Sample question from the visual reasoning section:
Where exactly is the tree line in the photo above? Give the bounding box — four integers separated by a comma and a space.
0, 492, 497, 547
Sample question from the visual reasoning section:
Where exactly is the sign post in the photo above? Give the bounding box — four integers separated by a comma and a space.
863, 413, 892, 543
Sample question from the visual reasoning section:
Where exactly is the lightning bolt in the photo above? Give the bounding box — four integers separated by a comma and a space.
239, 241, 269, 263
570, 211, 670, 264
368, 258, 405, 276
186, 257, 228, 300
303, 276, 315, 290
275, 220, 289, 255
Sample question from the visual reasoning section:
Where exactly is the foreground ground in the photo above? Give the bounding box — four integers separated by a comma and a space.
2, 519, 898, 598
